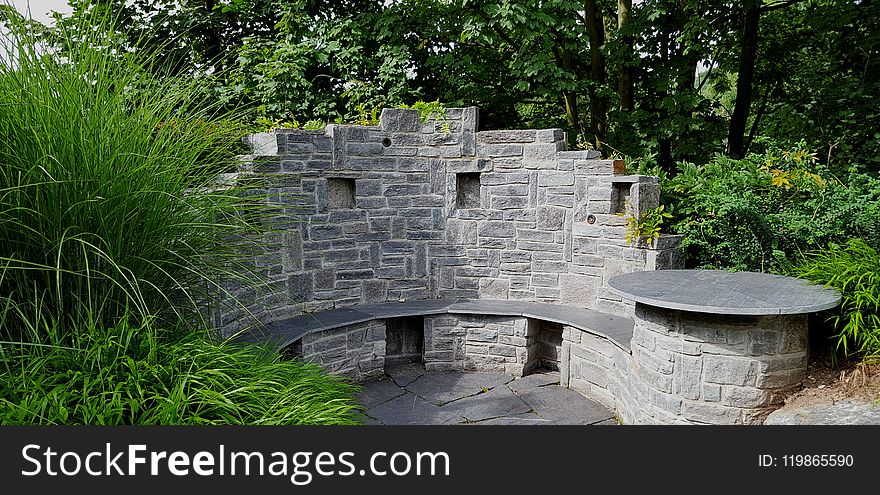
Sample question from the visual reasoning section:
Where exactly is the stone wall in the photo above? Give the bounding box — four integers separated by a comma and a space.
214, 107, 682, 334
563, 304, 809, 425
423, 314, 530, 375
297, 320, 386, 381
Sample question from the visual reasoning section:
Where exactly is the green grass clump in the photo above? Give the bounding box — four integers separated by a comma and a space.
794, 239, 880, 360
0, 10, 361, 425
0, 9, 267, 342
0, 318, 362, 425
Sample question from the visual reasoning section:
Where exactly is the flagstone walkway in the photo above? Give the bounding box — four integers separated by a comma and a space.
358, 365, 618, 425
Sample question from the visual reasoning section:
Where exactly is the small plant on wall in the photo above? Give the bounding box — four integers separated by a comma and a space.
622, 204, 672, 248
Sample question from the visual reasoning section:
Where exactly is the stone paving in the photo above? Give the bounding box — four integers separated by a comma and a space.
358, 365, 618, 425
764, 400, 880, 425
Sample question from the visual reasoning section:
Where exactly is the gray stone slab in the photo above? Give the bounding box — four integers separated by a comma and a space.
358, 371, 617, 425
441, 386, 532, 423
365, 391, 461, 425
308, 307, 376, 329
507, 371, 560, 391
358, 299, 456, 319
516, 301, 634, 351
239, 313, 326, 349
386, 363, 426, 387
608, 269, 841, 315
468, 414, 554, 425
237, 298, 634, 352
594, 418, 619, 425
406, 372, 514, 405
514, 384, 614, 425
764, 400, 880, 425
446, 300, 524, 316
356, 378, 405, 408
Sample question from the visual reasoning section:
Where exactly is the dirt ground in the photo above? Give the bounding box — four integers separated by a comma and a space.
777, 353, 880, 410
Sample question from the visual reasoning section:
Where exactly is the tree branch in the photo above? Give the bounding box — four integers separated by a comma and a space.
760, 0, 807, 14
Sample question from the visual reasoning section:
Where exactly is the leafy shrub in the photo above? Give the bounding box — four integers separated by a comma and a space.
622, 205, 672, 248
664, 142, 880, 271
793, 240, 880, 360
0, 318, 362, 425
0, 11, 269, 342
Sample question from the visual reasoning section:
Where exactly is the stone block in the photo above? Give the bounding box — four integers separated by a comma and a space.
680, 401, 741, 424
720, 386, 772, 408
538, 172, 575, 187
703, 355, 757, 387
479, 278, 510, 299
477, 130, 537, 144
755, 369, 805, 389
478, 221, 517, 238
536, 205, 566, 230
288, 272, 314, 303
446, 218, 477, 244
379, 108, 420, 132
558, 274, 598, 309
749, 329, 780, 355
362, 279, 388, 303
492, 195, 530, 209
672, 354, 702, 400
535, 128, 565, 143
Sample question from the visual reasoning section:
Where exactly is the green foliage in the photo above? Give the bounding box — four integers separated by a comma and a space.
32, 1, 880, 171
793, 240, 880, 360
664, 141, 880, 272
405, 100, 447, 124
254, 116, 326, 132
0, 318, 362, 425
622, 205, 672, 248
0, 11, 361, 426
0, 11, 269, 341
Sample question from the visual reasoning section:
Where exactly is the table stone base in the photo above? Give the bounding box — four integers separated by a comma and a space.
613, 303, 808, 424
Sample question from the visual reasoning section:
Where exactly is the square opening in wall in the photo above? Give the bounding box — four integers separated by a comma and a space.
282, 339, 303, 361
611, 182, 632, 214
456, 173, 481, 209
327, 178, 356, 209
524, 320, 563, 375
385, 316, 425, 368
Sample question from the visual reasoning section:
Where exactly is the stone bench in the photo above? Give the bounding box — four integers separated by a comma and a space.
236, 270, 842, 426
235, 299, 633, 382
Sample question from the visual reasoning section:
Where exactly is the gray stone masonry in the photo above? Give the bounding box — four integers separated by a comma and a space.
298, 320, 386, 381
564, 303, 811, 425
216, 107, 682, 334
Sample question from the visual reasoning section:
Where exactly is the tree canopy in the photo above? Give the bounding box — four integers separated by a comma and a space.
33, 0, 880, 173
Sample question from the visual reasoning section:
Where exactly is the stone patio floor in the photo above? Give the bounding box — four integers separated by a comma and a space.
358, 365, 618, 425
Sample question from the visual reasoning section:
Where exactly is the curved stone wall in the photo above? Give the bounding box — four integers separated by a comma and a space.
565, 304, 809, 424
214, 107, 682, 335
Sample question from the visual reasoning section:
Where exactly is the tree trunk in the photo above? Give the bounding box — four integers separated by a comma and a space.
585, 0, 607, 153
618, 0, 634, 111
559, 46, 582, 138
199, 0, 223, 67
744, 80, 778, 156
727, 3, 760, 158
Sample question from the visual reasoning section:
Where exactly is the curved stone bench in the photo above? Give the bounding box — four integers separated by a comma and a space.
236, 299, 633, 382
236, 270, 841, 425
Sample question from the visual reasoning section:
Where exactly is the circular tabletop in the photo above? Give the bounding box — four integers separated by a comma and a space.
607, 269, 841, 316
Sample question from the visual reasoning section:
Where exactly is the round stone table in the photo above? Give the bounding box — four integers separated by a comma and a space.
607, 269, 841, 425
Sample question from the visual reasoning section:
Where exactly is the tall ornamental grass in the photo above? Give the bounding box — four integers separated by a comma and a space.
794, 239, 880, 360
0, 10, 265, 342
0, 318, 361, 425
0, 10, 362, 425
